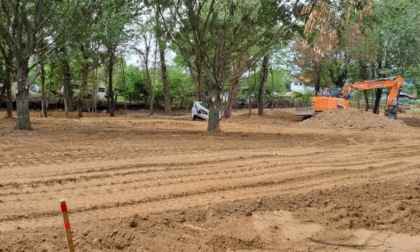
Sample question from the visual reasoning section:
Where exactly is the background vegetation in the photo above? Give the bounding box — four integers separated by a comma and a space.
0, 0, 418, 130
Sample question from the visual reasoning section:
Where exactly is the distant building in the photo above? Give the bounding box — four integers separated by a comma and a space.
290, 79, 315, 94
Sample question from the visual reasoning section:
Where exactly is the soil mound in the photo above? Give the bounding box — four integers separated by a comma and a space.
298, 108, 412, 132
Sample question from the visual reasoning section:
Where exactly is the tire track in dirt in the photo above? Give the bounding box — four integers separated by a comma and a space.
2, 115, 419, 235
1, 163, 418, 232
0, 149, 419, 231
0, 142, 417, 198
0, 147, 327, 186
0, 151, 398, 207
0, 134, 404, 187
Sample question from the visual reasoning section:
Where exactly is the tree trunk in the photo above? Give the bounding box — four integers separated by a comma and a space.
159, 46, 171, 115
61, 50, 72, 118
248, 69, 258, 117
359, 60, 369, 80
78, 45, 90, 118
373, 89, 382, 114
258, 55, 269, 116
270, 67, 275, 109
145, 65, 153, 116
188, 64, 202, 101
46, 62, 55, 117
224, 78, 240, 118
93, 68, 98, 112
16, 60, 32, 130
224, 54, 249, 118
77, 62, 89, 118
154, 4, 171, 115
4, 50, 13, 118
364, 90, 369, 111
314, 62, 322, 96
40, 62, 48, 118
108, 49, 116, 117
207, 84, 222, 131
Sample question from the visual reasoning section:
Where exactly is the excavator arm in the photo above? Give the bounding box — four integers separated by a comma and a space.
296, 76, 404, 119
343, 75, 404, 119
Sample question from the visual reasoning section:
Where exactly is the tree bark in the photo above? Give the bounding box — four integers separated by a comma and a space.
188, 63, 202, 101
145, 61, 153, 116
40, 62, 48, 118
248, 69, 258, 117
258, 55, 269, 116
78, 44, 90, 118
60, 49, 73, 118
364, 90, 370, 111
373, 89, 382, 114
224, 54, 249, 118
224, 78, 240, 118
4, 49, 13, 118
207, 84, 222, 131
107, 47, 116, 117
159, 46, 171, 115
16, 60, 31, 130
46, 62, 55, 117
194, 58, 203, 102
314, 62, 322, 95
155, 4, 171, 115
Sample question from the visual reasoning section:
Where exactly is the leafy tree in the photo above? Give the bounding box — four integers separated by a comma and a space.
96, 0, 140, 116
158, 0, 303, 131
294, 0, 372, 93
369, 0, 420, 81
0, 0, 90, 129
154, 3, 172, 115
257, 55, 269, 116
133, 32, 155, 115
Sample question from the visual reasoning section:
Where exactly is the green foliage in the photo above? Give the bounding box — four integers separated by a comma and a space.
268, 69, 290, 95
291, 91, 313, 104
168, 66, 194, 107
352, 0, 420, 81
124, 66, 147, 103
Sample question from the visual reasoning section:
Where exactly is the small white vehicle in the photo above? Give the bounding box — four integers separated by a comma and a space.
191, 101, 222, 121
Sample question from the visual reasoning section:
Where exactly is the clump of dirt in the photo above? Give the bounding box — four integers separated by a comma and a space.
298, 108, 413, 132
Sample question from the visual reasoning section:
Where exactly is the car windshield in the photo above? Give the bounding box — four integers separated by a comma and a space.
200, 102, 209, 109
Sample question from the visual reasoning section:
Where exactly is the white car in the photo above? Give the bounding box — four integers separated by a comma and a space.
191, 101, 221, 121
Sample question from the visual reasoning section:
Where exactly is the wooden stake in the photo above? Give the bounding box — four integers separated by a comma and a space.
60, 200, 75, 252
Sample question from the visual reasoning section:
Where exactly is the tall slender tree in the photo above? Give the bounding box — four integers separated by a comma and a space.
155, 4, 172, 115
258, 55, 269, 116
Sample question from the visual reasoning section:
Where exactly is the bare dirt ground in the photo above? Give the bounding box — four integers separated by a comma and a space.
1, 108, 420, 252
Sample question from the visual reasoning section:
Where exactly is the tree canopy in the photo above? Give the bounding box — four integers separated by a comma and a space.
0, 0, 418, 131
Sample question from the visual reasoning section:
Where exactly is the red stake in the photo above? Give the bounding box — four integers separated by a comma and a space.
60, 200, 75, 252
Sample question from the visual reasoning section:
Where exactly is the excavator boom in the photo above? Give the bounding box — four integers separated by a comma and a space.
296, 75, 405, 119
347, 75, 404, 119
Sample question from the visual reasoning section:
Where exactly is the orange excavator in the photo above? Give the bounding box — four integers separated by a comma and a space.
295, 75, 404, 119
